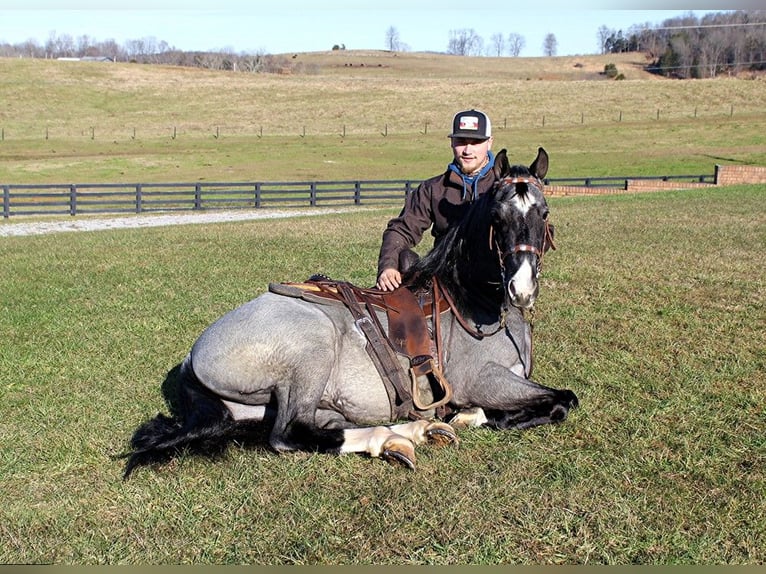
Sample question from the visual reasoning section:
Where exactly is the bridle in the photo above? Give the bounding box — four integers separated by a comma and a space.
489, 176, 556, 274
431, 175, 555, 345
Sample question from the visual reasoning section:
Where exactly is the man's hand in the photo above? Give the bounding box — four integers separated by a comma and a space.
376, 268, 401, 291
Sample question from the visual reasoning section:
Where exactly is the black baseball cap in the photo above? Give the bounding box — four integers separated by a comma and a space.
448, 109, 492, 140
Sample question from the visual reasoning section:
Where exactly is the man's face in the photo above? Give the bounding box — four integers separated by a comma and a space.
451, 136, 493, 174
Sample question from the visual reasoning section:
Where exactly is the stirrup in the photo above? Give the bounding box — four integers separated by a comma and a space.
409, 356, 452, 411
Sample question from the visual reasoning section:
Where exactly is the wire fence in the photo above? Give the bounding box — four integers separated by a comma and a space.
0, 104, 763, 142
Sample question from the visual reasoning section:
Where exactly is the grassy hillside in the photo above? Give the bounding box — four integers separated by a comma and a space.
0, 51, 765, 184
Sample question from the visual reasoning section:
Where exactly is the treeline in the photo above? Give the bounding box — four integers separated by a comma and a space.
0, 34, 316, 74
600, 10, 766, 78
1, 10, 765, 78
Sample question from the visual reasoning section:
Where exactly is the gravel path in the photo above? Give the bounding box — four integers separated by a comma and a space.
0, 207, 362, 237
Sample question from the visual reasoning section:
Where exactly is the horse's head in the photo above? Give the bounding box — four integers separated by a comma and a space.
490, 147, 555, 310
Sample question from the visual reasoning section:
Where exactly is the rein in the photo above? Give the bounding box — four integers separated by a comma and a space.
433, 276, 506, 340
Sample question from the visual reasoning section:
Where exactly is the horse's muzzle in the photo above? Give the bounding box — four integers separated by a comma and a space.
506, 260, 539, 309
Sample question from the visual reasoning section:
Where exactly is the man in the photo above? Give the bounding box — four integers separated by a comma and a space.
376, 108, 498, 291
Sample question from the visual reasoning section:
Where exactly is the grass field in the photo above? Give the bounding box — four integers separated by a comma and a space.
1, 52, 765, 185
1, 50, 765, 564
1, 185, 764, 564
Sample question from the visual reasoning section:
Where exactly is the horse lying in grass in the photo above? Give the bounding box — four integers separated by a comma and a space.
121, 147, 578, 477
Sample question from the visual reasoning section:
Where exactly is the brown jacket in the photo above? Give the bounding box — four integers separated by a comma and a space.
377, 162, 499, 276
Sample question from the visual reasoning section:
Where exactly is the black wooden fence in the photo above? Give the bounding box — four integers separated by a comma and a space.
1, 174, 715, 219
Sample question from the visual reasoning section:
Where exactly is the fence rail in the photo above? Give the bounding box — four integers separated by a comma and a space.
1, 174, 715, 219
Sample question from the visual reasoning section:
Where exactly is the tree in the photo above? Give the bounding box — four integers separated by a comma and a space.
698, 28, 727, 77
489, 33, 505, 57
597, 25, 611, 54
543, 33, 558, 57
507, 32, 525, 57
385, 26, 402, 52
447, 28, 483, 56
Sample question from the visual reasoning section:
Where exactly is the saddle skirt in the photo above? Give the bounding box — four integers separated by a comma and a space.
268, 276, 452, 420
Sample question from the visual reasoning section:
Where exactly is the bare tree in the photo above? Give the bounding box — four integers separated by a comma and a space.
597, 25, 611, 54
543, 33, 558, 57
448, 28, 483, 56
385, 26, 402, 51
698, 28, 727, 77
489, 33, 505, 56
507, 32, 525, 57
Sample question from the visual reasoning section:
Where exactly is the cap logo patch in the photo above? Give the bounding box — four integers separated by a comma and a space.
458, 116, 480, 131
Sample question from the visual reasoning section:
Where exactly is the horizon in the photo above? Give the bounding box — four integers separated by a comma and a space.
0, 6, 736, 59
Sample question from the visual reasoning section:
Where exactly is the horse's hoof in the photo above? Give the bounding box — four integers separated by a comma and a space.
382, 448, 416, 470
380, 437, 417, 470
425, 422, 459, 447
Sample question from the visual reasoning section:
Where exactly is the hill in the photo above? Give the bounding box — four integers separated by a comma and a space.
276, 49, 660, 81
0, 50, 764, 184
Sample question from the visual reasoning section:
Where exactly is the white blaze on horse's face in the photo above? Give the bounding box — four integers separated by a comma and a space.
510, 189, 537, 216
503, 190, 542, 309
507, 258, 539, 309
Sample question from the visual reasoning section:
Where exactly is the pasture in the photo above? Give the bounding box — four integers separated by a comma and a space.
1, 53, 766, 185
1, 186, 764, 564
0, 51, 764, 564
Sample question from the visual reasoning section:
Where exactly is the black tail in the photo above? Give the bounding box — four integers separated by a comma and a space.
121, 361, 243, 479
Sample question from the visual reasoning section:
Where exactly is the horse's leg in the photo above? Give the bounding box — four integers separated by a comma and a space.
450, 362, 578, 430
277, 416, 457, 470
446, 407, 489, 429
337, 420, 458, 469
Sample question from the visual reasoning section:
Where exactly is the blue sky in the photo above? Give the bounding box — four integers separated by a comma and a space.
0, 2, 742, 58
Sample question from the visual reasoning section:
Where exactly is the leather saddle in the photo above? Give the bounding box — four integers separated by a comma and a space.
268, 275, 451, 420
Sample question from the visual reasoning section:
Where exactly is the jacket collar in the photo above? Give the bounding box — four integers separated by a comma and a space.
447, 150, 496, 200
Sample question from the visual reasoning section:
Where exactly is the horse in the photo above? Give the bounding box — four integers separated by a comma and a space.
121, 147, 578, 478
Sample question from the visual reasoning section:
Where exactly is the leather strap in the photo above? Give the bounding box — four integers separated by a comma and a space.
336, 282, 414, 419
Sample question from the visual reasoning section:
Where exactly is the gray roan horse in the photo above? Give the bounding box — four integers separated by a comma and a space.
121, 147, 578, 478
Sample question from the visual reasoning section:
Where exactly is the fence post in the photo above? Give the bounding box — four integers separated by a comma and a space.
69, 184, 77, 216
310, 182, 317, 207
194, 183, 202, 210
354, 181, 361, 205
135, 184, 143, 213
254, 183, 261, 208
2, 185, 9, 218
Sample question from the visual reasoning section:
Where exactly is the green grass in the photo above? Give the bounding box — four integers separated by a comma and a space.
1, 186, 763, 564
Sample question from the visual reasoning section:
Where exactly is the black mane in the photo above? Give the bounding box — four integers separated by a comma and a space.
404, 155, 537, 323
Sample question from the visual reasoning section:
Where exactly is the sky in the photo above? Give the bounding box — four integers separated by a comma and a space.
0, 2, 746, 58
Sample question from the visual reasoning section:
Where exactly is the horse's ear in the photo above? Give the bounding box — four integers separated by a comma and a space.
529, 147, 549, 180
493, 148, 510, 179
